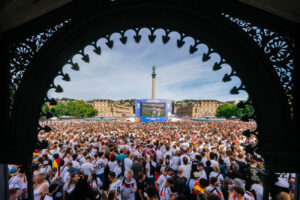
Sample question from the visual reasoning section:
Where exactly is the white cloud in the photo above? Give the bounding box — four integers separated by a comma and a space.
50, 32, 247, 102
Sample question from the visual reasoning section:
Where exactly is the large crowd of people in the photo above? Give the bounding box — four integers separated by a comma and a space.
8, 119, 296, 200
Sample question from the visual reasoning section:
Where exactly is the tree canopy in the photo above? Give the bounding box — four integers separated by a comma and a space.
43, 100, 98, 118
216, 103, 253, 118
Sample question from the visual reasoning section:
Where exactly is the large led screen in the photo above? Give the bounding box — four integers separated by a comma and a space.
141, 103, 166, 117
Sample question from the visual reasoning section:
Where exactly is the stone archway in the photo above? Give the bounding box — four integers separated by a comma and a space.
5, 1, 297, 199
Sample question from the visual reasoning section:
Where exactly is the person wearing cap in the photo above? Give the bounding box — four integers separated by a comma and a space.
197, 161, 208, 180
188, 171, 201, 194
8, 168, 21, 191
40, 160, 51, 174
9, 167, 18, 175
229, 178, 254, 200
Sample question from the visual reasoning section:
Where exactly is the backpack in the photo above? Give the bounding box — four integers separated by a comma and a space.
190, 161, 198, 177
149, 161, 155, 176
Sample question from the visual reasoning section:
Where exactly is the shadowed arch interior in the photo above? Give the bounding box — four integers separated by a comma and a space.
10, 0, 294, 173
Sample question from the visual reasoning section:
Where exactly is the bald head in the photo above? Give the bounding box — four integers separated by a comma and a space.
177, 167, 183, 174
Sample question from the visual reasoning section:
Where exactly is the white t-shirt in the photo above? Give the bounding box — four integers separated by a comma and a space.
113, 166, 123, 178
57, 166, 68, 179
19, 177, 28, 200
199, 169, 208, 180
43, 194, 53, 200
40, 166, 51, 174
201, 157, 207, 167
209, 171, 224, 184
9, 175, 21, 189
205, 185, 224, 200
81, 162, 94, 176
172, 156, 181, 170
188, 178, 197, 194
156, 150, 163, 162
210, 160, 218, 167
63, 171, 70, 184
179, 164, 191, 180
124, 158, 133, 172
95, 158, 106, 175
63, 182, 75, 194
108, 161, 118, 172
72, 160, 80, 169
180, 154, 190, 165
156, 174, 169, 191
165, 151, 172, 159
109, 179, 123, 200
251, 184, 263, 200
159, 185, 172, 200
275, 173, 296, 188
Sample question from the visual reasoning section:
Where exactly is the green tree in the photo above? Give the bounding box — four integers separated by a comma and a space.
42, 103, 50, 113
65, 100, 98, 118
42, 99, 98, 118
216, 103, 236, 118
50, 102, 67, 117
216, 103, 253, 118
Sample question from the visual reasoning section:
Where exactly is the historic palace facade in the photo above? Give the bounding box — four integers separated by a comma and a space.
174, 100, 223, 118
87, 99, 134, 117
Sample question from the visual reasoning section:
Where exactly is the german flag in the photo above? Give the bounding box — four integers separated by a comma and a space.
52, 158, 61, 168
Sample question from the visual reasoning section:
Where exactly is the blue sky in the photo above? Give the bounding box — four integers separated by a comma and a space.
49, 29, 248, 101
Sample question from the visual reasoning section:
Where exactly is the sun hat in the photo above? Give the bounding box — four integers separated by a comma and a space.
193, 171, 201, 178
9, 168, 17, 174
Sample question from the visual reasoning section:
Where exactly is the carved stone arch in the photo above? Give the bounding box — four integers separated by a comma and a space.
11, 0, 293, 169
10, 0, 295, 172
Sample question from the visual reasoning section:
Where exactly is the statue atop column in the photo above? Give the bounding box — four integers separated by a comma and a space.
152, 66, 156, 99
152, 66, 156, 78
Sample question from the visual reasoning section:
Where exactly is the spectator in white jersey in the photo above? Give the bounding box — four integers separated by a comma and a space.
103, 172, 123, 200
95, 152, 106, 183
179, 156, 191, 180
159, 177, 175, 200
122, 170, 137, 200
81, 156, 94, 176
271, 173, 295, 200
205, 177, 224, 200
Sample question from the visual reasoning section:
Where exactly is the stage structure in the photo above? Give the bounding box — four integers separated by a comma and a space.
135, 99, 172, 122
